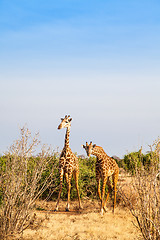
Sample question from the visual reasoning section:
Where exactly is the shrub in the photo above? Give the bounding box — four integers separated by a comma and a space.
121, 139, 160, 240
78, 156, 97, 199
123, 149, 143, 173
0, 127, 56, 239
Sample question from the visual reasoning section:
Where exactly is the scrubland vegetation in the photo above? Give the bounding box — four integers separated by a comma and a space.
0, 127, 160, 239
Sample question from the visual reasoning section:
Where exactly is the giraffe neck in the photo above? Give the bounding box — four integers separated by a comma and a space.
92, 146, 106, 158
64, 127, 70, 150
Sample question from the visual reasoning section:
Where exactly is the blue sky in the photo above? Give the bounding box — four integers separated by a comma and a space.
0, 0, 160, 157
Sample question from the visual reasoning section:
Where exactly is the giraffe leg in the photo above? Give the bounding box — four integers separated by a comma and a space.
54, 168, 64, 211
112, 169, 119, 214
97, 178, 102, 201
100, 177, 107, 215
73, 171, 82, 209
96, 168, 101, 200
65, 172, 72, 211
103, 178, 112, 212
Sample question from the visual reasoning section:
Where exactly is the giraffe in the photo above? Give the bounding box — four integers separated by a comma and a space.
54, 115, 82, 211
82, 141, 119, 215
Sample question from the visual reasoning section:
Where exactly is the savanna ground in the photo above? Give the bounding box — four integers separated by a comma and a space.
23, 200, 141, 240
23, 170, 142, 240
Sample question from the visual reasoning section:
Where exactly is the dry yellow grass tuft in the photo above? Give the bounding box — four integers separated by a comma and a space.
23, 200, 142, 240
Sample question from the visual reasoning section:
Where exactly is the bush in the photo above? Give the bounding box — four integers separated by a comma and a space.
121, 139, 160, 240
78, 156, 97, 199
122, 149, 143, 173
122, 147, 159, 174
0, 127, 56, 239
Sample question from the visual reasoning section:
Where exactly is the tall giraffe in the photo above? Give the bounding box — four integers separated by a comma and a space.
55, 115, 82, 211
82, 142, 119, 215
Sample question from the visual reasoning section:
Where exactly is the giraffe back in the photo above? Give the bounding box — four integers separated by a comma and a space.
93, 146, 119, 178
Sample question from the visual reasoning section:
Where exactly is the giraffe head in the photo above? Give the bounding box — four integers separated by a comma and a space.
58, 115, 72, 130
82, 141, 96, 157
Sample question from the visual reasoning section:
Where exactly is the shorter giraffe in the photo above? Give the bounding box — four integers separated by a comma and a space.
82, 142, 119, 215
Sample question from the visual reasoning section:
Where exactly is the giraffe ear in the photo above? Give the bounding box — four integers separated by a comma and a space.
81, 144, 85, 149
69, 118, 72, 122
93, 144, 96, 148
61, 118, 64, 121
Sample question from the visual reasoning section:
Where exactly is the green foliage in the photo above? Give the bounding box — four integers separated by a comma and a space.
0, 148, 158, 204
42, 156, 98, 200
78, 156, 97, 199
0, 156, 7, 205
0, 155, 7, 172
39, 154, 59, 200
0, 154, 98, 202
121, 148, 159, 174
122, 150, 143, 173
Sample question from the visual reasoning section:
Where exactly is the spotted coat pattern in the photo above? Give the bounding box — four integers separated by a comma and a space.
55, 115, 82, 211
83, 142, 119, 214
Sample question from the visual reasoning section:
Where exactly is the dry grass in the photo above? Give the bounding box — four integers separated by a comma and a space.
117, 169, 138, 208
22, 200, 142, 240
22, 167, 142, 240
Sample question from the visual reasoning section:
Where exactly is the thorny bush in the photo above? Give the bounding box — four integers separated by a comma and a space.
120, 138, 160, 240
0, 127, 56, 239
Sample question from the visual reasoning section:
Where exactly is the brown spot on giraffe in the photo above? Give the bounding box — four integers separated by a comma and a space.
55, 115, 82, 212
82, 141, 119, 215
